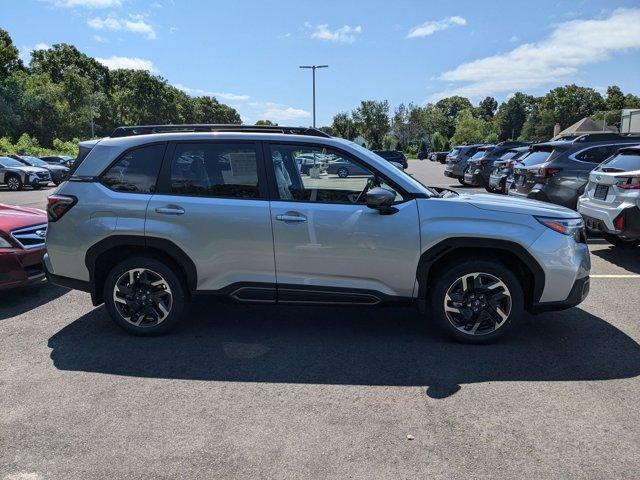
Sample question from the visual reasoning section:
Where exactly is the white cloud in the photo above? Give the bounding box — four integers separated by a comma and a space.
261, 106, 310, 121
88, 15, 157, 39
42, 0, 122, 7
406, 16, 466, 38
92, 34, 108, 43
430, 8, 640, 100
304, 22, 362, 43
173, 84, 250, 101
96, 56, 157, 72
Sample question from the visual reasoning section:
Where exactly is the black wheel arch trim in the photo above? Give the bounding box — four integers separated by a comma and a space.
416, 237, 545, 306
85, 235, 198, 293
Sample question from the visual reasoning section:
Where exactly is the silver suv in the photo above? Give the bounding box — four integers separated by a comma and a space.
44, 125, 590, 343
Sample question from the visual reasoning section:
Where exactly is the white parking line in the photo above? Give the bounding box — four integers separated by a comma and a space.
590, 274, 640, 278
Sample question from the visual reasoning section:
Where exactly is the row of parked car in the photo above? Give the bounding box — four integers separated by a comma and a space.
433, 133, 640, 247
0, 154, 73, 190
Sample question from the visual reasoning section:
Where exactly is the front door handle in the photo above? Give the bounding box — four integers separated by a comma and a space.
276, 213, 307, 222
155, 206, 185, 215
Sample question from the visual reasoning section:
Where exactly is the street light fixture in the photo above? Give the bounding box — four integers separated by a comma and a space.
299, 65, 328, 128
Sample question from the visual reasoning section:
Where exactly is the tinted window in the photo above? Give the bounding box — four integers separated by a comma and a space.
21, 156, 48, 167
0, 157, 25, 167
102, 144, 165, 193
170, 143, 260, 198
470, 151, 486, 160
499, 151, 517, 160
599, 151, 640, 171
269, 144, 402, 204
518, 150, 552, 166
449, 148, 461, 157
575, 145, 620, 163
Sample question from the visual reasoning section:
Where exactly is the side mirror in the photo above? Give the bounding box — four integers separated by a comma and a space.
366, 187, 397, 214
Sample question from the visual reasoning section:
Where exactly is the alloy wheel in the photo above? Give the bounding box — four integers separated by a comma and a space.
7, 177, 19, 190
443, 272, 512, 336
112, 268, 173, 327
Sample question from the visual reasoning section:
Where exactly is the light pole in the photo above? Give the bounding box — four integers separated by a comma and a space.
299, 65, 328, 128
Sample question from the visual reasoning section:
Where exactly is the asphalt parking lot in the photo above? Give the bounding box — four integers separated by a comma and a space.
1, 160, 639, 479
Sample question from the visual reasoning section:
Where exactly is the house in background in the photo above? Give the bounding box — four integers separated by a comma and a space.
552, 117, 618, 140
352, 135, 368, 148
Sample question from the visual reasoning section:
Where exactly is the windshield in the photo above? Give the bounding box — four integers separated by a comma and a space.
470, 150, 489, 160
20, 155, 48, 166
448, 148, 461, 157
517, 149, 552, 166
499, 151, 517, 160
348, 141, 437, 196
0, 157, 26, 167
598, 151, 640, 172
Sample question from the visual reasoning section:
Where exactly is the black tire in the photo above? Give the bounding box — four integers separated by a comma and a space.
428, 259, 524, 344
32, 184, 42, 190
485, 185, 495, 193
5, 174, 23, 191
337, 167, 349, 178
457, 177, 466, 185
103, 256, 188, 336
601, 232, 640, 248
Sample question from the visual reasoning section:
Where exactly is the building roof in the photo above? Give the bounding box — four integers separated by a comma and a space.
552, 117, 617, 140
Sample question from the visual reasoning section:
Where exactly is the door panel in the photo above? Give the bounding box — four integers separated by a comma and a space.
270, 199, 420, 298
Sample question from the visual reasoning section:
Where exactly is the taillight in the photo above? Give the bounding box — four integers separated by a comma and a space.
479, 159, 489, 166
449, 158, 459, 163
538, 164, 561, 179
47, 195, 77, 222
614, 214, 625, 230
616, 175, 640, 190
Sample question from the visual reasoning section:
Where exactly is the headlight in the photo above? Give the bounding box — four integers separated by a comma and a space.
535, 216, 585, 241
0, 236, 14, 248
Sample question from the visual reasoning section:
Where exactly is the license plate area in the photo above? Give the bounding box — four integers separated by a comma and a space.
593, 184, 609, 200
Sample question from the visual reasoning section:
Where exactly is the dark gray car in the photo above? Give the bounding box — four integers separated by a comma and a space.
463, 142, 529, 190
11, 155, 69, 185
509, 133, 640, 209
443, 144, 485, 184
487, 147, 530, 194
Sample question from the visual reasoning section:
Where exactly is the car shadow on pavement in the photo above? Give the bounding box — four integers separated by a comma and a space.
48, 300, 640, 399
591, 246, 640, 274
0, 281, 69, 320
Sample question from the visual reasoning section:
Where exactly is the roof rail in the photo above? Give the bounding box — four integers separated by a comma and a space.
109, 124, 332, 139
572, 132, 640, 143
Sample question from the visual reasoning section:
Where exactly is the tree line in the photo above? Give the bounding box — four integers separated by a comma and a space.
324, 86, 640, 154
0, 28, 240, 154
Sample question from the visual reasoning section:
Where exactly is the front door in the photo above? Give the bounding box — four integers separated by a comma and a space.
146, 141, 276, 300
265, 142, 420, 303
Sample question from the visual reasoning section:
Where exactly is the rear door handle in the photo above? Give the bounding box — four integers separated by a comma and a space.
155, 206, 185, 215
276, 214, 307, 222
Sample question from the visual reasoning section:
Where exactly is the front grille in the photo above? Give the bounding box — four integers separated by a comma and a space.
36, 172, 50, 179
11, 224, 47, 249
594, 184, 609, 200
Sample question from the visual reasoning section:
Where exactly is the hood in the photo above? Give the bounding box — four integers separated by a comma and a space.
13, 165, 49, 174
46, 164, 69, 172
462, 193, 580, 218
0, 204, 47, 233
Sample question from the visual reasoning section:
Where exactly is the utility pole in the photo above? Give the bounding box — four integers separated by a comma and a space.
299, 65, 328, 128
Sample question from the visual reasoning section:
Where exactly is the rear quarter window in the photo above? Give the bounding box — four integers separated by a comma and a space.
574, 145, 620, 164
599, 151, 640, 171
519, 150, 552, 166
101, 143, 165, 193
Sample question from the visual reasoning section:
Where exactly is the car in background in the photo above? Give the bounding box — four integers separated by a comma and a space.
10, 155, 69, 186
488, 147, 530, 194
509, 134, 640, 209
373, 150, 408, 169
578, 145, 640, 247
295, 153, 330, 175
429, 151, 449, 164
40, 155, 75, 167
444, 144, 484, 184
326, 156, 371, 177
464, 142, 529, 190
0, 156, 51, 190
0, 204, 47, 290
417, 150, 430, 160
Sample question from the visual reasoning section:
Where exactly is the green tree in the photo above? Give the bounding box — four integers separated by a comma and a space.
520, 105, 556, 141
418, 104, 451, 139
0, 29, 23, 80
331, 112, 359, 140
450, 109, 497, 146
352, 100, 390, 150
391, 102, 422, 150
477, 96, 498, 120
434, 96, 473, 138
540, 84, 605, 129
255, 119, 277, 125
496, 92, 535, 140
430, 131, 448, 151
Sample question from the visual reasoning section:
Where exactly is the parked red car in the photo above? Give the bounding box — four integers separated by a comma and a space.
0, 204, 47, 290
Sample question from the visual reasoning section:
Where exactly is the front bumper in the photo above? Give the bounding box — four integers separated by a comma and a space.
530, 275, 590, 313
0, 246, 46, 290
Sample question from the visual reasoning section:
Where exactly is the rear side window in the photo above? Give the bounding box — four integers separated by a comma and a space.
574, 145, 619, 163
101, 144, 165, 193
519, 150, 552, 166
170, 143, 260, 199
600, 151, 640, 171
449, 148, 461, 157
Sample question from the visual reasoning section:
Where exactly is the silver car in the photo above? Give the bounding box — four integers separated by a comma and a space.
578, 145, 640, 247
44, 125, 590, 343
0, 156, 51, 190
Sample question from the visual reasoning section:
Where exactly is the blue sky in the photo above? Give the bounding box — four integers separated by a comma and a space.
2, 0, 640, 126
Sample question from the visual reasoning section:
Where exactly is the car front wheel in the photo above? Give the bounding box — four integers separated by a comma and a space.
428, 260, 524, 343
104, 256, 187, 336
6, 175, 23, 191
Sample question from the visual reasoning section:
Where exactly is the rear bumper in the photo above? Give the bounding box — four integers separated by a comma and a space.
444, 164, 464, 178
0, 246, 46, 290
527, 182, 582, 209
489, 172, 508, 188
579, 201, 640, 239
43, 252, 94, 296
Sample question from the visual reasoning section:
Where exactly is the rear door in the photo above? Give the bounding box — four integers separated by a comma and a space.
146, 141, 276, 299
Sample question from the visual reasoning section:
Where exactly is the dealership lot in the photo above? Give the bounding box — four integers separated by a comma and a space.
1, 160, 639, 479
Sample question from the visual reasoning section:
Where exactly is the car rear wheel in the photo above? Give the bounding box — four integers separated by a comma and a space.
428, 260, 524, 344
104, 256, 187, 336
457, 177, 466, 185
6, 175, 22, 191
337, 167, 349, 178
601, 232, 639, 248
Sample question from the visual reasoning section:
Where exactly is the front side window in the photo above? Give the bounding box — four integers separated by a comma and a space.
269, 144, 403, 204
575, 145, 620, 164
102, 144, 165, 193
170, 143, 260, 198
